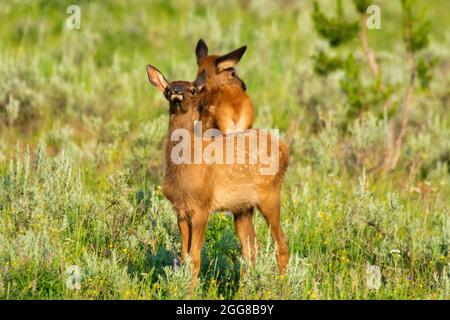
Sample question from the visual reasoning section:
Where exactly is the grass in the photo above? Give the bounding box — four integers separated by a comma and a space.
0, 0, 449, 299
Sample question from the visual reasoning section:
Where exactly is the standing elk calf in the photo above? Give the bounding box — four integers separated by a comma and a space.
146, 65, 289, 281
195, 39, 254, 133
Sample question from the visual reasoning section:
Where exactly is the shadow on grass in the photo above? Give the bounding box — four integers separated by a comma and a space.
126, 215, 243, 298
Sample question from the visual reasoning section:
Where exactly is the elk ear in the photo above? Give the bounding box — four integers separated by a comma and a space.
193, 70, 206, 91
215, 45, 247, 71
195, 39, 208, 64
146, 65, 168, 92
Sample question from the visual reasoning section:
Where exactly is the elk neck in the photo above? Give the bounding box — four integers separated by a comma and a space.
165, 96, 204, 158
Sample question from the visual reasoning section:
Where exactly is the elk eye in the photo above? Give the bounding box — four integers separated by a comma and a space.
190, 88, 196, 95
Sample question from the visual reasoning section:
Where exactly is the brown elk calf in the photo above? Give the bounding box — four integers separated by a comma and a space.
195, 39, 254, 133
146, 65, 289, 281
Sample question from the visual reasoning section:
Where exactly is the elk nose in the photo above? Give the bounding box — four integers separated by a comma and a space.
169, 88, 184, 102
171, 87, 182, 94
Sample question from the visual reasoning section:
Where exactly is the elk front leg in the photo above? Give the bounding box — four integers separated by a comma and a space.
177, 213, 190, 262
188, 211, 208, 282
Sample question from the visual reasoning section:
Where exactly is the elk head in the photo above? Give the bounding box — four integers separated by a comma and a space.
146, 64, 206, 116
195, 39, 247, 90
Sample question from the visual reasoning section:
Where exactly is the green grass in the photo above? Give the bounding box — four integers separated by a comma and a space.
0, 0, 449, 299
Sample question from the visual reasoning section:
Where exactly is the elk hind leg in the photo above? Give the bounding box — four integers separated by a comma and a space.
233, 208, 257, 264
257, 193, 288, 274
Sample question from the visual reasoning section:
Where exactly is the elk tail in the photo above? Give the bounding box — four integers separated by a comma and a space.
274, 142, 289, 185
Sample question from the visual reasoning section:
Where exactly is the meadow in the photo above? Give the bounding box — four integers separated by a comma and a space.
0, 0, 449, 299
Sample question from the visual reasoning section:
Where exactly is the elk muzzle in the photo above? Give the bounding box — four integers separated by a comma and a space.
167, 86, 185, 103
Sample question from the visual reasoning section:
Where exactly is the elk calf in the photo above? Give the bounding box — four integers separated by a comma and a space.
195, 39, 254, 134
146, 65, 289, 281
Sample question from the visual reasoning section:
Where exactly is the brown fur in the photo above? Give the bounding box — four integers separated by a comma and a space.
195, 40, 254, 133
146, 65, 289, 284
200, 83, 254, 134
